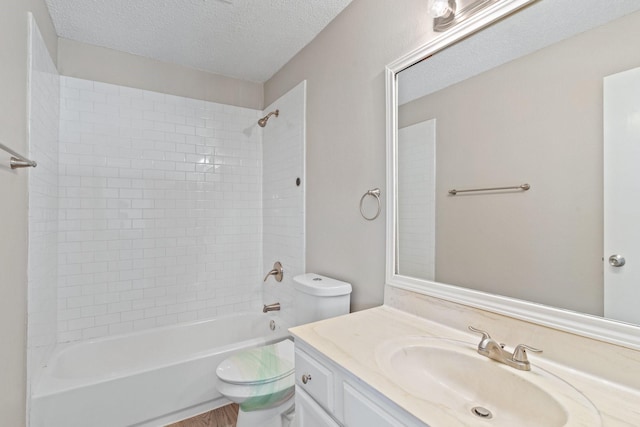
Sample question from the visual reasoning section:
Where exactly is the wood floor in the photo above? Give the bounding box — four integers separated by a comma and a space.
166, 404, 239, 427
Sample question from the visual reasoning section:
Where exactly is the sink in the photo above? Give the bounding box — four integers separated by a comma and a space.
375, 337, 601, 426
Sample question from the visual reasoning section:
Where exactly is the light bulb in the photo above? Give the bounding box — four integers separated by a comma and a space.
431, 0, 454, 18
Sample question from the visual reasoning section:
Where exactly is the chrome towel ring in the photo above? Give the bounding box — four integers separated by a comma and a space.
360, 188, 381, 221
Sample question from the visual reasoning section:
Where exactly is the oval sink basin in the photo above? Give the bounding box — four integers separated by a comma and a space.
375, 337, 601, 427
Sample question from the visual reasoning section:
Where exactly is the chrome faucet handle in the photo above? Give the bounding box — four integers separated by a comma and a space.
263, 261, 284, 282
468, 326, 492, 342
512, 344, 542, 363
263, 269, 278, 281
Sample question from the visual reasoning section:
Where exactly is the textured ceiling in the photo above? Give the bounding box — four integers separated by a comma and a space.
45, 0, 353, 82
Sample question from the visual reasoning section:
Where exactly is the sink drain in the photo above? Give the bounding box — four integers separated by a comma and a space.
471, 406, 493, 419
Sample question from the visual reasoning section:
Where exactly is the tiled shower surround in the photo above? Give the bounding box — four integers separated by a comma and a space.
57, 77, 266, 341
262, 82, 306, 327
27, 16, 60, 392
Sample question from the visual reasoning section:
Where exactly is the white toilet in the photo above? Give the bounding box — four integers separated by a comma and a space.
216, 273, 352, 427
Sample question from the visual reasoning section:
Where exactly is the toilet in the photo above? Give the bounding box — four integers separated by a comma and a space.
215, 273, 352, 427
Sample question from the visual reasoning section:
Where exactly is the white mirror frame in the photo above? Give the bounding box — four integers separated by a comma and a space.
385, 0, 640, 350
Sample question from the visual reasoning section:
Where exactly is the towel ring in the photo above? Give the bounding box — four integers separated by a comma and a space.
360, 188, 381, 221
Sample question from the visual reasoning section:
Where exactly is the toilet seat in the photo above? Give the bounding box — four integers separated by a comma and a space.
216, 339, 294, 385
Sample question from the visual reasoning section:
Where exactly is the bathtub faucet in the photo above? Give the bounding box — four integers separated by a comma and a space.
263, 261, 284, 282
263, 302, 281, 313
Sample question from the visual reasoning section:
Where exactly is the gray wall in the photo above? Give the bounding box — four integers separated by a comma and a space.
0, 2, 57, 426
265, 0, 436, 311
398, 11, 640, 315
58, 38, 264, 110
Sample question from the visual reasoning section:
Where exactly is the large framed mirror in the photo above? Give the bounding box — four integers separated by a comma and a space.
386, 0, 640, 349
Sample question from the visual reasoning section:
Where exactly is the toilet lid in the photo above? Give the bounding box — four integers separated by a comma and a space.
216, 339, 295, 385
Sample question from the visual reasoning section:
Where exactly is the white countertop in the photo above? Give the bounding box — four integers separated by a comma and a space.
290, 305, 640, 426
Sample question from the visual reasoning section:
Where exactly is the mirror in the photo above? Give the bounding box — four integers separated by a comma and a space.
387, 0, 640, 347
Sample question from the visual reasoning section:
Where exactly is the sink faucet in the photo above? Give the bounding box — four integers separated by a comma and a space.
469, 326, 542, 371
263, 302, 281, 313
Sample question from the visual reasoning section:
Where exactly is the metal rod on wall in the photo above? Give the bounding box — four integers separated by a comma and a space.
448, 183, 530, 196
0, 142, 37, 169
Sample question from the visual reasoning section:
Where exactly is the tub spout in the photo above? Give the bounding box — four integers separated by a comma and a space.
263, 261, 284, 282
263, 303, 281, 313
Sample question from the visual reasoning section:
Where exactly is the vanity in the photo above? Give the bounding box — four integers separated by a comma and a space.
290, 293, 640, 426
293, 328, 424, 427
293, 0, 640, 425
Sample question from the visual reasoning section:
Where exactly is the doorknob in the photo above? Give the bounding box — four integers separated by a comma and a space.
609, 254, 626, 267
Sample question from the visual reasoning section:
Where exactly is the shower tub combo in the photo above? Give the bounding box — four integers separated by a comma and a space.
31, 313, 289, 427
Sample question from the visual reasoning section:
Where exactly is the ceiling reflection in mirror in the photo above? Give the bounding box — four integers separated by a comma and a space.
394, 0, 640, 326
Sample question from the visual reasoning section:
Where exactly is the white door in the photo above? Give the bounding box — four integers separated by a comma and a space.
603, 66, 640, 324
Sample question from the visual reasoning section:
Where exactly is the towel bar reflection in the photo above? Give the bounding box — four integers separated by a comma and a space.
448, 183, 530, 195
0, 142, 37, 169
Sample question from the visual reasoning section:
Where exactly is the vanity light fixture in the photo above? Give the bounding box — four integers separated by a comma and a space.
431, 0, 456, 19
432, 0, 501, 32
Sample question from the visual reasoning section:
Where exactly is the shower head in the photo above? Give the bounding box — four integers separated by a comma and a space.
258, 109, 279, 127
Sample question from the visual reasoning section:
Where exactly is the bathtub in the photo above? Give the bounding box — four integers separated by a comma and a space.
31, 313, 289, 427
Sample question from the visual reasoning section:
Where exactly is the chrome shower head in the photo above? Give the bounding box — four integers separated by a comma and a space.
258, 109, 279, 127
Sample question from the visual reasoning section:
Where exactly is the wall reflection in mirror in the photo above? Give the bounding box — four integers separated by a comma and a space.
395, 2, 640, 326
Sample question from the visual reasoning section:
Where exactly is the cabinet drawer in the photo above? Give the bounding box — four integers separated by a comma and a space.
295, 348, 334, 411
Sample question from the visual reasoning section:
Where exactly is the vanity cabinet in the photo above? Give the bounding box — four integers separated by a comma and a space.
296, 388, 341, 427
342, 383, 404, 427
295, 341, 426, 427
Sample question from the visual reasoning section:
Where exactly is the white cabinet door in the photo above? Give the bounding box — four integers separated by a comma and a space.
604, 66, 640, 324
296, 388, 341, 427
343, 383, 404, 427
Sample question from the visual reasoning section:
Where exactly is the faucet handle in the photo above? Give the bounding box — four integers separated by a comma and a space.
263, 261, 284, 282
512, 344, 542, 363
468, 326, 492, 341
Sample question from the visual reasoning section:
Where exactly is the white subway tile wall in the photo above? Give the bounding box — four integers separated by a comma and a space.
262, 81, 306, 327
27, 16, 60, 396
58, 77, 264, 342
397, 119, 436, 280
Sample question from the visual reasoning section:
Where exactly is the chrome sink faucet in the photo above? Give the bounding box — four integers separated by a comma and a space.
469, 326, 542, 371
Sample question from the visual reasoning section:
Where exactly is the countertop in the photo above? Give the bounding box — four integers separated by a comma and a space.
289, 305, 640, 426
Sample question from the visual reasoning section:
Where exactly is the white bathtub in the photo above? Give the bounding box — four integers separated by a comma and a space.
31, 313, 289, 427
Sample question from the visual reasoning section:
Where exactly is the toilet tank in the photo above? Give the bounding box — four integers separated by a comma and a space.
293, 274, 352, 326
